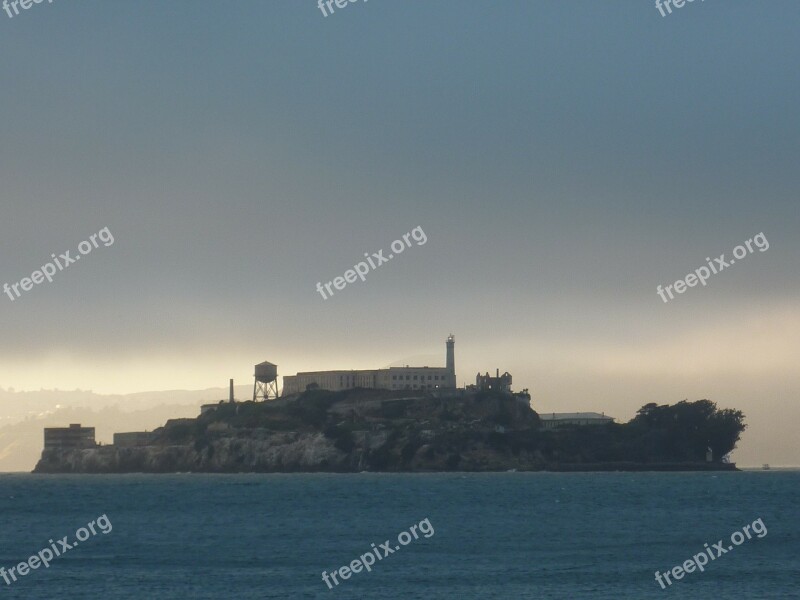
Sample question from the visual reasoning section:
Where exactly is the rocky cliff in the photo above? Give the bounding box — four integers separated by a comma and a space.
34, 389, 545, 473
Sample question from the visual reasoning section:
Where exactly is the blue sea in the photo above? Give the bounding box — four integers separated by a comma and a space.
0, 471, 797, 599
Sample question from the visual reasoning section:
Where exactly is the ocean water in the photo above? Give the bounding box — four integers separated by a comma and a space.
0, 471, 797, 599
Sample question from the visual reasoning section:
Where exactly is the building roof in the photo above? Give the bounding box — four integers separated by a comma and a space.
539, 412, 613, 421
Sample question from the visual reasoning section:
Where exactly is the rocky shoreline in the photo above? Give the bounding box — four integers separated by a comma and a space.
34, 443, 738, 474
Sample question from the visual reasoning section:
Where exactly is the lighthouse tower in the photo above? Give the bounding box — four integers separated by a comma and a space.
446, 334, 455, 387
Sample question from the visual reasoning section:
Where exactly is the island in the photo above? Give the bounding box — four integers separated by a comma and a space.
33, 389, 745, 473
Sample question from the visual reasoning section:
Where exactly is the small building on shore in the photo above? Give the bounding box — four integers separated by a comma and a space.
44, 424, 97, 449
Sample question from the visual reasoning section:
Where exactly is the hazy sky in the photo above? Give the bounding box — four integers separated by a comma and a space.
1, 1, 798, 465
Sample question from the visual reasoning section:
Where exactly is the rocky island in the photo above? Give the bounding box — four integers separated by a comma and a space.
33, 389, 745, 473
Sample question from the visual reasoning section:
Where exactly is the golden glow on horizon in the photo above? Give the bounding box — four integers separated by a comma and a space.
1, 308, 798, 394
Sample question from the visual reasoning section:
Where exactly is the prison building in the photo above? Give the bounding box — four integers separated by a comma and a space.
43, 424, 97, 449
281, 335, 457, 395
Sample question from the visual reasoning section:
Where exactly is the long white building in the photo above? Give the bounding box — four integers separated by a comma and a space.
282, 335, 456, 395
539, 412, 614, 429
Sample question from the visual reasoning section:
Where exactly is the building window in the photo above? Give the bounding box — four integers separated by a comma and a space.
413, 375, 418, 380
434, 375, 439, 380
406, 375, 410, 380
392, 375, 396, 380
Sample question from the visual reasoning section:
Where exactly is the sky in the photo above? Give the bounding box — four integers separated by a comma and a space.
0, 1, 798, 466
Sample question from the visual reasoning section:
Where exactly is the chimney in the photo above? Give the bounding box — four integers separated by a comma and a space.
229, 379, 234, 402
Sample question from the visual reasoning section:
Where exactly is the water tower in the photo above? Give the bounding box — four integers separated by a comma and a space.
253, 361, 279, 401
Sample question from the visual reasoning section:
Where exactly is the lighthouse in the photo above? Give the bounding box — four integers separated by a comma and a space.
446, 334, 455, 387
